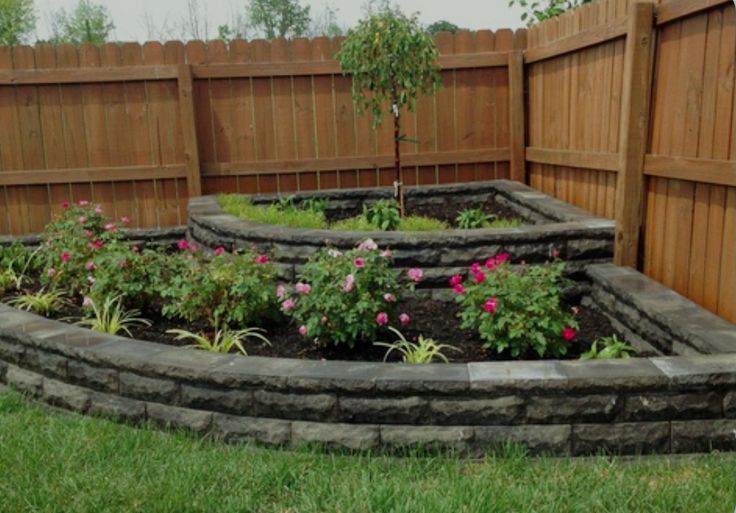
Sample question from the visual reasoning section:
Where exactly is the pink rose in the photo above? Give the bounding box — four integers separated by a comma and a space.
60, 251, 71, 262
380, 249, 392, 258
132, 246, 139, 253
449, 274, 463, 287
120, 216, 130, 224
214, 247, 225, 256
94, 206, 103, 215
473, 271, 486, 284
276, 284, 286, 299
469, 262, 482, 274
399, 312, 410, 325
453, 284, 466, 294
85, 261, 96, 271
483, 298, 498, 314
328, 248, 343, 258
93, 240, 104, 248
353, 257, 366, 268
61, 201, 69, 209
358, 238, 377, 251
177, 240, 190, 250
78, 216, 87, 224
375, 312, 388, 326
104, 223, 116, 231
298, 325, 308, 337
342, 274, 355, 292
295, 282, 311, 295
383, 293, 395, 303
78, 200, 89, 206
561, 327, 576, 342
407, 268, 423, 282
82, 297, 93, 308
320, 316, 328, 325
282, 298, 296, 312
484, 258, 497, 270
495, 252, 510, 264
255, 255, 269, 264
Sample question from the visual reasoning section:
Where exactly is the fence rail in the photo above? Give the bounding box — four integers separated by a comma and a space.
0, 0, 734, 324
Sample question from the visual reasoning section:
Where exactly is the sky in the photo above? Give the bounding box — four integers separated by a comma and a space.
34, 0, 526, 42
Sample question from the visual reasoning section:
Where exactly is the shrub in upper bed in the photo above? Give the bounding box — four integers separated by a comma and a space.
0, 242, 40, 293
40, 200, 125, 294
452, 255, 577, 357
363, 199, 401, 231
280, 239, 419, 347
456, 208, 491, 229
160, 244, 278, 328
580, 335, 635, 360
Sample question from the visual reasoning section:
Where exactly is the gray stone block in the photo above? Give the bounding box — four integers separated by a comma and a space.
380, 425, 474, 452
0, 360, 6, 382
180, 385, 255, 414
428, 396, 524, 424
620, 393, 722, 422
571, 422, 670, 455
527, 395, 620, 424
468, 360, 566, 393
254, 390, 337, 421
5, 365, 42, 396
559, 359, 669, 392
474, 424, 571, 456
213, 413, 291, 445
146, 402, 213, 434
339, 396, 427, 424
88, 392, 146, 422
119, 372, 178, 402
650, 354, 736, 387
725, 392, 736, 418
67, 360, 118, 392
42, 378, 90, 412
0, 337, 25, 364
291, 421, 379, 451
671, 419, 736, 453
21, 349, 68, 379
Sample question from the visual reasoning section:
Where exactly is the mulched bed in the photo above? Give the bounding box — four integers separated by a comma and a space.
4, 279, 617, 363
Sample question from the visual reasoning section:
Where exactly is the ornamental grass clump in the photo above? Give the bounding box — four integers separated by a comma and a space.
452, 254, 577, 357
279, 239, 419, 347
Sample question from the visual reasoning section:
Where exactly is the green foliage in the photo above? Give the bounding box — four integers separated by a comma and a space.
510, 0, 591, 25
245, 0, 310, 39
9, 288, 68, 317
337, 5, 441, 128
374, 327, 460, 363
456, 208, 491, 230
363, 199, 401, 231
487, 217, 524, 229
0, 243, 40, 293
160, 249, 278, 329
281, 241, 415, 347
581, 335, 636, 360
0, 0, 35, 46
454, 256, 577, 357
426, 20, 462, 35
276, 195, 329, 217
50, 0, 114, 44
397, 216, 448, 231
76, 294, 151, 337
219, 194, 328, 229
330, 216, 377, 231
167, 326, 270, 355
39, 200, 124, 295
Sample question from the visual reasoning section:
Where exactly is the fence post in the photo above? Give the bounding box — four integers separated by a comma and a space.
614, 1, 655, 267
508, 49, 527, 184
177, 63, 202, 198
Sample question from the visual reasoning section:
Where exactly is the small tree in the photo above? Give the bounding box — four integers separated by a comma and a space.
510, 0, 592, 25
246, 0, 311, 39
427, 20, 461, 35
50, 0, 114, 44
0, 0, 36, 46
337, 5, 440, 214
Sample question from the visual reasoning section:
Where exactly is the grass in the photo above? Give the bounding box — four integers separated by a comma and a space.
333, 215, 449, 232
219, 194, 329, 229
1, 389, 735, 513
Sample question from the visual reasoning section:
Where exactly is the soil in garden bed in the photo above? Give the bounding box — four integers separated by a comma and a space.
4, 280, 618, 362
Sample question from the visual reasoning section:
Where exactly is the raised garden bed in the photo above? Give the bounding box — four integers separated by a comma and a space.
188, 181, 615, 290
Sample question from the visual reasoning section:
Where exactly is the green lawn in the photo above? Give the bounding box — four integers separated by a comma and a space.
1, 389, 734, 513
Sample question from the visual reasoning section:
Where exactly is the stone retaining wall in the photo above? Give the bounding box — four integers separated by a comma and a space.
1, 264, 735, 456
188, 181, 614, 289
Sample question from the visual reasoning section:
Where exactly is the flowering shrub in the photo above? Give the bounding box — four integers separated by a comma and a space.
453, 255, 577, 357
160, 247, 278, 328
280, 239, 417, 347
40, 201, 125, 293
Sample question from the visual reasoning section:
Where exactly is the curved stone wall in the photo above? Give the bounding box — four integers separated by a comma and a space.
1, 264, 735, 456
188, 181, 615, 289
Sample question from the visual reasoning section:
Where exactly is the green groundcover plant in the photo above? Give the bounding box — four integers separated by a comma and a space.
279, 238, 421, 347
452, 255, 577, 357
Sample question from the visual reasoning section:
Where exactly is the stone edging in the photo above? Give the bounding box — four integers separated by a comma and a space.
1, 264, 735, 455
187, 181, 615, 289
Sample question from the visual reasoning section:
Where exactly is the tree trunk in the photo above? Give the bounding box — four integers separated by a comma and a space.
393, 107, 404, 216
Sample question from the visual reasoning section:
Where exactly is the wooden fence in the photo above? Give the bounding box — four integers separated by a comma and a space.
0, 0, 734, 323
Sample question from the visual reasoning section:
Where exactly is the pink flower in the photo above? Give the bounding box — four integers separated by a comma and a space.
449, 274, 463, 287
358, 238, 378, 251
87, 275, 96, 284
469, 262, 482, 274
93, 240, 104, 249
376, 312, 388, 326
120, 216, 130, 224
94, 206, 103, 215
550, 247, 560, 259
399, 313, 410, 325
295, 282, 311, 295
85, 261, 96, 271
61, 201, 69, 209
483, 298, 498, 314
276, 284, 286, 299
495, 252, 510, 264
46, 267, 56, 277
255, 255, 269, 264
82, 297, 93, 308
383, 293, 395, 303
353, 257, 366, 268
453, 284, 466, 294
214, 246, 225, 256
60, 251, 71, 262
104, 223, 116, 232
561, 327, 576, 342
484, 258, 497, 270
298, 325, 308, 337
320, 316, 328, 325
473, 271, 486, 284
282, 298, 296, 312
132, 246, 139, 253
189, 243, 198, 252
78, 216, 87, 224
328, 248, 343, 258
342, 274, 355, 292
84, 230, 93, 239
407, 268, 423, 282
177, 240, 190, 250
78, 200, 89, 206
380, 249, 393, 258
